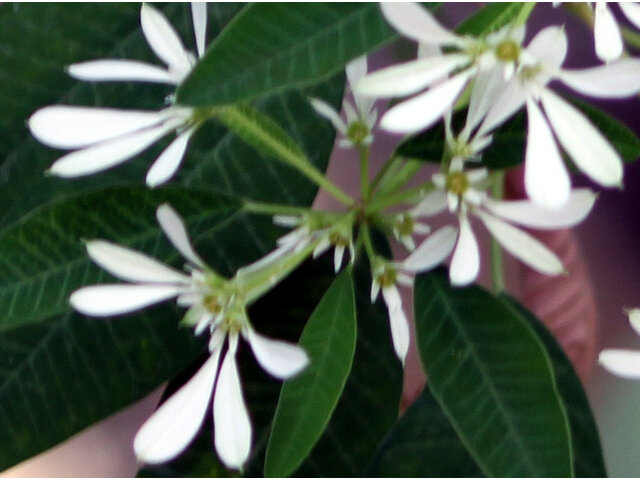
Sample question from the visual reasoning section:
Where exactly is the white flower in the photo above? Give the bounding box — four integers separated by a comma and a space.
310, 56, 378, 148
478, 25, 640, 208
391, 212, 431, 251
70, 204, 309, 470
599, 309, 640, 378
370, 261, 413, 364
29, 4, 209, 187
273, 214, 355, 273
68, 3, 207, 85
405, 158, 597, 286
354, 2, 524, 135
593, 2, 640, 63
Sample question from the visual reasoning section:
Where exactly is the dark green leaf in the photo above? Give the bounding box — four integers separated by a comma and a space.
456, 3, 534, 36
413, 269, 572, 477
177, 3, 397, 106
502, 295, 607, 477
265, 270, 357, 477
366, 388, 482, 477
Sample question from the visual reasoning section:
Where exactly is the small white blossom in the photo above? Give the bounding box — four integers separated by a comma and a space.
355, 2, 525, 135
29, 4, 209, 186
478, 25, 640, 207
310, 56, 378, 148
274, 214, 355, 273
593, 2, 640, 62
71, 204, 309, 470
370, 261, 413, 364
599, 309, 640, 378
406, 157, 597, 286
391, 212, 431, 251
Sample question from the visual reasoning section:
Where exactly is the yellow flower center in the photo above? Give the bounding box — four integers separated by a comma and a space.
495, 40, 520, 62
347, 121, 369, 145
396, 214, 415, 237
446, 172, 469, 196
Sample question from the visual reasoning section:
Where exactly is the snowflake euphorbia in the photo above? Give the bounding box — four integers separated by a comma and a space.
28, 4, 208, 187
70, 204, 309, 470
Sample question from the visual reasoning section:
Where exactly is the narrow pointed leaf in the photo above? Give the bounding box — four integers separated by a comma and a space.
413, 269, 572, 477
265, 270, 357, 477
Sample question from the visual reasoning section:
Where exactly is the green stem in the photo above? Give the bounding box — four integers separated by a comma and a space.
513, 2, 537, 27
367, 182, 435, 213
490, 172, 505, 293
359, 223, 378, 264
370, 154, 401, 194
214, 104, 354, 207
359, 145, 371, 201
243, 201, 314, 216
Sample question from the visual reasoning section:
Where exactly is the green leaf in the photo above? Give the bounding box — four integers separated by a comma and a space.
413, 269, 572, 477
177, 3, 397, 106
265, 270, 357, 477
456, 3, 534, 36
366, 388, 482, 477
0, 186, 244, 470
502, 295, 607, 477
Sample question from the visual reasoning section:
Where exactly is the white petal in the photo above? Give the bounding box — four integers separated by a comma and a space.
465, 64, 507, 135
48, 123, 174, 177
410, 190, 449, 218
599, 349, 640, 379
381, 70, 473, 134
540, 90, 622, 187
484, 188, 596, 229
309, 98, 347, 134
449, 217, 479, 286
29, 106, 168, 149
402, 225, 457, 272
620, 2, 640, 30
334, 245, 345, 273
382, 286, 410, 363
355, 54, 469, 98
477, 211, 563, 275
191, 2, 208, 58
346, 55, 368, 87
156, 204, 205, 268
146, 128, 194, 187
477, 76, 527, 137
559, 60, 640, 98
70, 284, 183, 317
524, 99, 571, 208
272, 215, 300, 228
86, 240, 189, 284
213, 347, 252, 470
629, 308, 640, 337
67, 60, 177, 84
246, 329, 309, 379
525, 25, 568, 69
371, 280, 381, 303
380, 2, 463, 46
313, 237, 332, 259
141, 3, 193, 77
134, 350, 221, 464
594, 2, 623, 62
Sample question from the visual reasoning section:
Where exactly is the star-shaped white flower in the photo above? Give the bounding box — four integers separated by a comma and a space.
405, 157, 597, 286
29, 4, 209, 187
478, 25, 640, 208
600, 309, 640, 378
370, 260, 414, 364
70, 204, 309, 470
309, 56, 378, 148
68, 3, 207, 85
354, 2, 525, 135
593, 2, 640, 63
